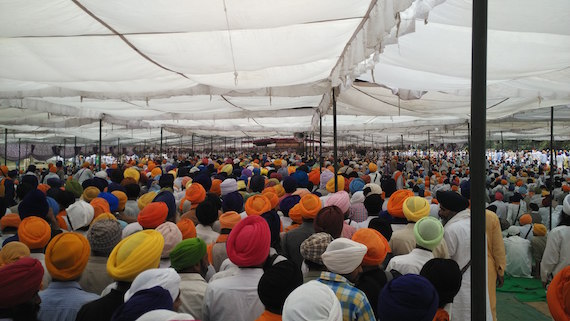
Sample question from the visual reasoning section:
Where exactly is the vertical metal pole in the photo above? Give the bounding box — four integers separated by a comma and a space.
191, 134, 195, 152
401, 134, 404, 151
3, 128, 7, 166
98, 119, 102, 171
428, 130, 431, 171
160, 127, 163, 158
467, 121, 471, 155
210, 136, 213, 154
18, 138, 21, 170
117, 137, 120, 163
74, 136, 77, 169
550, 106, 554, 230
500, 131, 504, 150
63, 138, 66, 166
319, 113, 323, 173
470, 0, 488, 317
332, 89, 339, 192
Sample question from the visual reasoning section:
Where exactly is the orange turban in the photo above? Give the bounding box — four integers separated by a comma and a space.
289, 204, 303, 224
49, 166, 57, 173
519, 214, 532, 226
272, 184, 285, 198
369, 163, 378, 172
326, 176, 345, 193
220, 211, 242, 229
547, 266, 570, 321
137, 202, 168, 229
0, 241, 30, 266
18, 217, 51, 250
308, 169, 320, 186
176, 218, 197, 240
150, 167, 162, 178
137, 191, 157, 210
90, 198, 110, 219
297, 194, 322, 219
45, 232, 90, 281
181, 183, 206, 211
82, 186, 100, 203
210, 179, 222, 196
533, 224, 547, 236
37, 184, 50, 195
262, 192, 279, 210
111, 191, 128, 211
352, 228, 391, 266
245, 194, 272, 216
387, 189, 414, 218
0, 213, 21, 230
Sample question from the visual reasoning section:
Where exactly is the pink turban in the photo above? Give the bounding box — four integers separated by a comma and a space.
226, 216, 270, 267
326, 191, 350, 214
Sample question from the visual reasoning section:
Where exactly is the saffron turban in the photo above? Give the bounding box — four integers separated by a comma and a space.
45, 232, 90, 281
519, 214, 532, 226
90, 197, 111, 218
176, 218, 197, 240
533, 224, 547, 236
245, 194, 272, 216
0, 213, 21, 230
181, 183, 206, 210
18, 216, 51, 250
0, 257, 44, 308
112, 191, 128, 211
378, 274, 439, 321
547, 266, 570, 321
321, 238, 367, 275
297, 194, 322, 219
155, 222, 183, 259
352, 228, 390, 266
414, 217, 444, 251
325, 191, 350, 214
262, 191, 279, 210
0, 241, 30, 266
210, 179, 222, 196
219, 211, 241, 230
282, 280, 342, 321
226, 215, 270, 267
387, 189, 414, 218
403, 196, 430, 222
170, 238, 207, 272
107, 230, 165, 282
137, 202, 168, 229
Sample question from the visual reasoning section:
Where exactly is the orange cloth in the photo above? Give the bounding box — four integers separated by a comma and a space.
210, 179, 222, 196
289, 205, 303, 224
0, 241, 31, 266
387, 189, 414, 218
45, 232, 90, 281
49, 166, 57, 173
150, 167, 162, 178
176, 218, 197, 239
308, 169, 320, 186
432, 308, 450, 321
111, 191, 128, 211
90, 213, 117, 226
37, 184, 50, 194
90, 197, 111, 219
219, 211, 242, 229
181, 183, 206, 211
18, 217, 51, 250
519, 214, 532, 226
263, 192, 279, 210
547, 266, 570, 321
273, 184, 285, 198
255, 310, 283, 321
138, 202, 168, 229
245, 194, 272, 216
352, 228, 391, 266
297, 194, 322, 220
0, 213, 21, 230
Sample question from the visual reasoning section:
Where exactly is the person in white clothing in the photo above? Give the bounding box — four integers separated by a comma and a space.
195, 200, 220, 244
503, 226, 532, 278
541, 195, 570, 287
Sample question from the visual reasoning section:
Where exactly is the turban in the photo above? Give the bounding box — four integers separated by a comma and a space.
272, 184, 285, 198
220, 178, 238, 196
98, 192, 119, 213
220, 164, 233, 176
176, 218, 197, 239
112, 191, 128, 211
320, 169, 334, 190
122, 222, 143, 239
494, 192, 504, 201
0, 213, 21, 230
279, 195, 301, 217
249, 175, 266, 193
519, 214, 532, 226
350, 191, 365, 205
155, 222, 183, 258
564, 194, 570, 216
91, 212, 117, 225
82, 186, 101, 203
87, 219, 122, 256
262, 191, 279, 210
237, 179, 247, 191
0, 241, 30, 266
403, 196, 430, 222
18, 189, 49, 219
369, 163, 378, 173
291, 171, 309, 188
91, 197, 111, 219
222, 191, 244, 213
124, 167, 141, 183
193, 174, 211, 192
282, 280, 342, 321
18, 217, 51, 249
0, 257, 44, 308
563, 185, 570, 193
210, 179, 222, 196
219, 211, 241, 229
153, 191, 176, 221
547, 266, 570, 321
37, 183, 50, 194
300, 232, 333, 265
378, 274, 439, 321
326, 191, 350, 214
170, 238, 207, 272
414, 217, 444, 251
436, 191, 469, 213
308, 169, 321, 186
362, 183, 382, 198
352, 228, 390, 266
258, 260, 303, 314
107, 230, 165, 282
314, 206, 345, 239
245, 194, 272, 216
114, 287, 174, 321
227, 215, 270, 267
62, 200, 95, 230
297, 194, 322, 219
137, 192, 157, 211
183, 183, 206, 210
501, 179, 508, 185
45, 232, 90, 281
326, 176, 345, 193
533, 224, 547, 236
125, 268, 181, 302
150, 167, 162, 178
65, 180, 84, 198
283, 176, 298, 193
321, 238, 367, 275
349, 178, 365, 194
420, 258, 462, 307
196, 200, 219, 226
46, 196, 60, 217
95, 170, 108, 179
138, 202, 168, 229
136, 310, 196, 321
387, 189, 414, 218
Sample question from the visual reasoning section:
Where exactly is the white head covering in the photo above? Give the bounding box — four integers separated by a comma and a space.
65, 200, 94, 230
321, 238, 367, 275
564, 194, 570, 215
135, 309, 195, 321
507, 225, 520, 236
220, 178, 238, 196
350, 191, 365, 204
122, 222, 143, 239
95, 170, 108, 179
125, 268, 181, 303
282, 280, 342, 321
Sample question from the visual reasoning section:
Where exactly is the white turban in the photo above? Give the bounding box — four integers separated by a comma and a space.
125, 268, 181, 302
282, 280, 342, 321
95, 170, 108, 179
321, 238, 367, 275
564, 194, 570, 216
136, 309, 195, 321
122, 222, 143, 239
65, 200, 94, 230
350, 191, 365, 204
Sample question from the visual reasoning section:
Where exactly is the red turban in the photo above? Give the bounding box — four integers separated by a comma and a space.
547, 266, 570, 321
387, 190, 414, 218
245, 194, 271, 216
352, 228, 391, 266
138, 202, 168, 229
226, 216, 270, 267
0, 257, 44, 308
176, 218, 197, 240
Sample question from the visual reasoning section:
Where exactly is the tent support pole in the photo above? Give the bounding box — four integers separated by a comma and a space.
74, 136, 77, 169
4, 128, 7, 166
160, 127, 163, 158
98, 119, 102, 171
319, 112, 323, 173
470, 0, 488, 318
18, 138, 21, 170
63, 138, 66, 166
117, 137, 120, 162
467, 121, 471, 154
191, 134, 194, 152
550, 106, 554, 230
500, 131, 504, 150
333, 88, 338, 192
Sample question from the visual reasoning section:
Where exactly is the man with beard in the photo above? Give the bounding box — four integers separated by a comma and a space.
0, 257, 44, 321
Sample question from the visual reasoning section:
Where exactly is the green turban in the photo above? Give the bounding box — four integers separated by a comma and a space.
169, 238, 207, 272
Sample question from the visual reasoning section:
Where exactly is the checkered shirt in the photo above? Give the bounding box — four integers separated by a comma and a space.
318, 271, 376, 321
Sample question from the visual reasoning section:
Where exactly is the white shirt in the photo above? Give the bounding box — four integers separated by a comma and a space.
541, 225, 570, 283
539, 205, 563, 230
178, 273, 208, 320
506, 202, 527, 225
386, 248, 434, 275
202, 268, 265, 321
196, 224, 220, 245
489, 200, 508, 220
503, 236, 532, 278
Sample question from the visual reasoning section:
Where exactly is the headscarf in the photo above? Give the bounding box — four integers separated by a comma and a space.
155, 222, 183, 259
82, 186, 101, 203
124, 268, 181, 303
414, 216, 444, 251
226, 215, 270, 267
420, 258, 462, 307
138, 192, 157, 210
0, 257, 44, 308
87, 219, 122, 256
314, 206, 345, 239
45, 232, 90, 281
296, 194, 322, 219
138, 202, 168, 229
403, 196, 430, 222
0, 241, 30, 266
245, 194, 272, 216
170, 238, 207, 272
18, 189, 49, 219
436, 191, 469, 213
352, 228, 390, 266
258, 260, 303, 314
387, 189, 414, 218
107, 230, 165, 282
321, 238, 367, 275
176, 218, 197, 240
282, 280, 342, 321
546, 265, 570, 321
326, 176, 345, 193
378, 274, 439, 321
300, 232, 333, 265
18, 216, 51, 250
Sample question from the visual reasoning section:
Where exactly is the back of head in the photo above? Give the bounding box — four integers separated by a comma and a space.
420, 258, 462, 308
314, 206, 345, 239
258, 260, 303, 314
378, 274, 439, 321
45, 232, 91, 281
282, 280, 342, 321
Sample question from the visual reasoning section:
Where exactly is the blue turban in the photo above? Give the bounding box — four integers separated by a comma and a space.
153, 191, 176, 221
460, 180, 471, 199
291, 171, 308, 188
92, 177, 109, 192
518, 186, 527, 195
98, 192, 119, 212
253, 168, 261, 176
349, 178, 365, 194
46, 196, 60, 216
378, 274, 439, 321
222, 191, 244, 213
279, 195, 301, 217
193, 174, 212, 192
111, 286, 173, 321
46, 177, 63, 189
21, 175, 39, 189
18, 189, 49, 219
282, 176, 298, 194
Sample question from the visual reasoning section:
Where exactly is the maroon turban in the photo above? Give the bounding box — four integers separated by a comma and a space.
0, 257, 44, 308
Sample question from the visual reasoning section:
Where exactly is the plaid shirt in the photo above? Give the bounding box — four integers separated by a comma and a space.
318, 272, 376, 321
349, 203, 368, 223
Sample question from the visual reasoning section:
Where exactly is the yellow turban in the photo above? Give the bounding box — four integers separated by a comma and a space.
326, 176, 345, 193
107, 230, 164, 282
45, 232, 90, 281
82, 186, 100, 203
403, 196, 430, 222
273, 184, 285, 198
123, 168, 141, 183
533, 224, 547, 236
137, 192, 157, 210
0, 241, 30, 266
221, 164, 233, 175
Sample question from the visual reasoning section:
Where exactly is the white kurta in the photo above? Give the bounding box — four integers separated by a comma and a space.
386, 248, 434, 275
503, 236, 532, 278
541, 225, 570, 283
